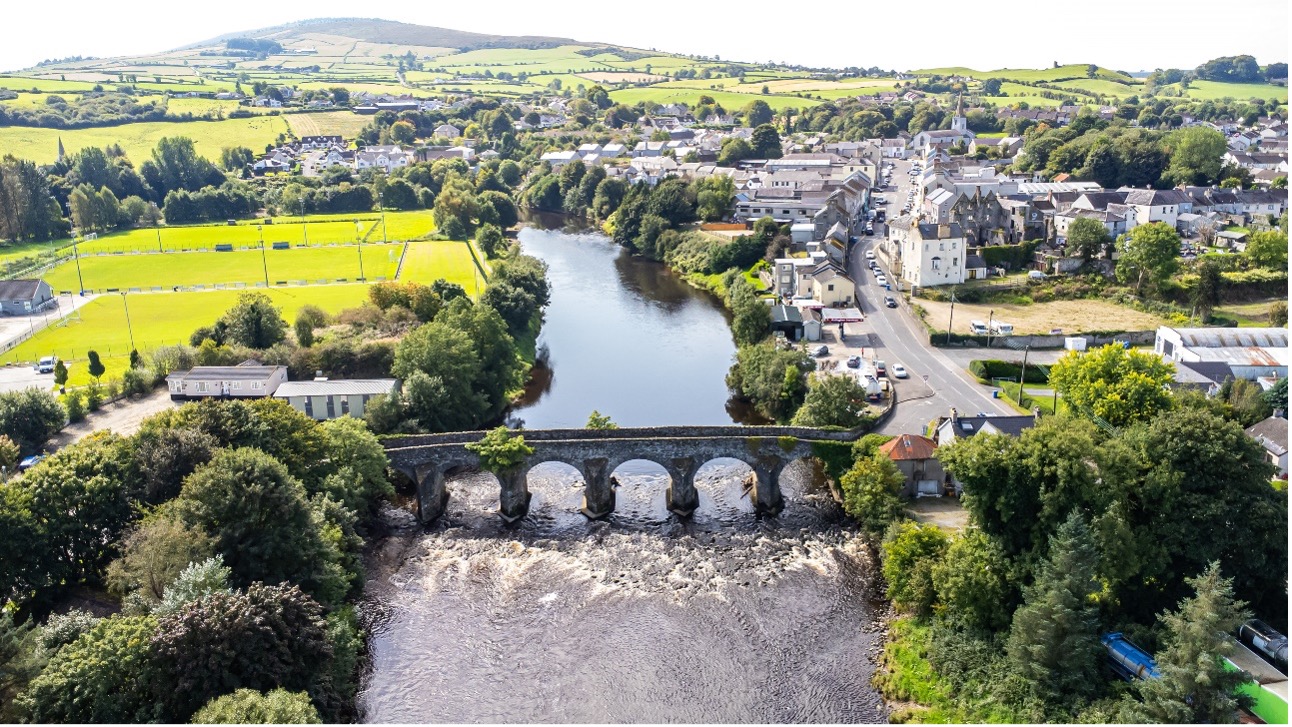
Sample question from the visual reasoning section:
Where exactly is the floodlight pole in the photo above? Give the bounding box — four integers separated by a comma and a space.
121, 292, 136, 350
73, 236, 85, 294
355, 218, 365, 281
258, 225, 269, 286
155, 221, 163, 253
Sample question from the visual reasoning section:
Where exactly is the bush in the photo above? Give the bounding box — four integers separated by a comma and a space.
191, 689, 321, 724
62, 390, 86, 423
16, 616, 159, 723
84, 380, 104, 411
968, 360, 1050, 384
0, 388, 66, 452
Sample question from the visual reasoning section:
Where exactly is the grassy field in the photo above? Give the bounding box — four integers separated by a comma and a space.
44, 243, 405, 291
0, 115, 291, 164
397, 240, 485, 292
609, 86, 823, 110
914, 64, 1133, 83
918, 298, 1169, 335
1050, 77, 1145, 98
285, 110, 377, 137
1213, 298, 1285, 327
1180, 80, 1288, 102
1, 285, 371, 385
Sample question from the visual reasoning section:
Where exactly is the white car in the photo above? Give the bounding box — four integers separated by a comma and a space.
892, 364, 909, 379
865, 250, 876, 260
875, 275, 888, 286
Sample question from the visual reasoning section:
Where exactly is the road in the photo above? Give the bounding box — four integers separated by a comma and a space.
848, 157, 1015, 435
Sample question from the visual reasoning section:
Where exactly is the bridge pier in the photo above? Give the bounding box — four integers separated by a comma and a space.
580, 458, 615, 519
498, 468, 532, 524
666, 456, 700, 517
750, 456, 785, 516
415, 465, 449, 523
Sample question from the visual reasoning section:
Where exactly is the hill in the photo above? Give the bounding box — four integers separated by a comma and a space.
184, 17, 580, 52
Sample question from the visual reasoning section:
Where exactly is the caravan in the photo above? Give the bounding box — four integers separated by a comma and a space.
990, 321, 1014, 336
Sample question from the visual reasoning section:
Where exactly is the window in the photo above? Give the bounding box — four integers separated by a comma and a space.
931, 257, 941, 270
196, 382, 209, 393
251, 381, 262, 390
231, 381, 241, 390
326, 397, 336, 419
304, 398, 314, 417
828, 284, 834, 291
341, 398, 350, 416
939, 243, 945, 251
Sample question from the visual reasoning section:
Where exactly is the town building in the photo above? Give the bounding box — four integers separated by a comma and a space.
878, 434, 947, 497
0, 279, 55, 315
1154, 327, 1288, 382
1245, 416, 1288, 479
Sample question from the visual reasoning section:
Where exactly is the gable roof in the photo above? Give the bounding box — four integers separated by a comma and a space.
1245, 416, 1288, 458
880, 434, 938, 461
0, 280, 46, 300
943, 413, 1037, 439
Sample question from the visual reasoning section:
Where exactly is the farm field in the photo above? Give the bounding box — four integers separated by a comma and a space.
0, 115, 291, 164
397, 240, 485, 292
43, 243, 405, 291
913, 64, 1134, 83
1, 285, 372, 384
0, 75, 100, 92
918, 298, 1170, 335
609, 86, 823, 110
285, 110, 376, 137
1213, 298, 1285, 327
1179, 80, 1288, 102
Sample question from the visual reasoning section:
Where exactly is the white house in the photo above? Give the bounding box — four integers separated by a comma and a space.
1245, 416, 1288, 479
433, 123, 462, 139
888, 218, 967, 288
1154, 326, 1288, 382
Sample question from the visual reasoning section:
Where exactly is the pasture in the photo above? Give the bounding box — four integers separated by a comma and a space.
1180, 80, 1288, 102
0, 115, 291, 164
397, 240, 486, 292
285, 110, 376, 137
1, 285, 372, 384
609, 86, 823, 110
915, 64, 1134, 83
43, 243, 406, 292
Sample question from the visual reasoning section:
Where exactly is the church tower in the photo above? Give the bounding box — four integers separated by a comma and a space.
950, 94, 967, 133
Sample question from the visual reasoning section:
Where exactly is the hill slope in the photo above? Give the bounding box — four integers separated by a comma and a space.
184, 17, 580, 52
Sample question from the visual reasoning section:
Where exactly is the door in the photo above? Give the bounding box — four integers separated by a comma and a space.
917, 480, 942, 496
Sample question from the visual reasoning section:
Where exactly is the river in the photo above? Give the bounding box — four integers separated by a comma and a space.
356, 217, 886, 723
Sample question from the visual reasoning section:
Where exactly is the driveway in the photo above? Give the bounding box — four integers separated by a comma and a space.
44, 388, 175, 451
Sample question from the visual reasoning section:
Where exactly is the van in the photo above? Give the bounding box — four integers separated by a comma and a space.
35, 356, 57, 374
1028, 270, 1047, 281
969, 320, 989, 335
990, 321, 1014, 336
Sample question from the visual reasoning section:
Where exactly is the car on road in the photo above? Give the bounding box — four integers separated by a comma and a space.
811, 344, 829, 357
884, 295, 898, 308
34, 356, 57, 374
875, 275, 888, 286
865, 250, 876, 260
892, 364, 909, 379
875, 360, 887, 376
846, 355, 861, 368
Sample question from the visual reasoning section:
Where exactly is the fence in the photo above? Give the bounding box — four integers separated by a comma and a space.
58, 276, 390, 296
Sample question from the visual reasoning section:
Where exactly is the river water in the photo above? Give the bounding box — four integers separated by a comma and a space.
357, 217, 886, 723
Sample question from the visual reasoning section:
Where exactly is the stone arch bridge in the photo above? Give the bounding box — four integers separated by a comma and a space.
384, 425, 861, 523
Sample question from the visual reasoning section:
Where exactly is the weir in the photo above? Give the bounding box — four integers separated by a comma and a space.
384, 425, 861, 522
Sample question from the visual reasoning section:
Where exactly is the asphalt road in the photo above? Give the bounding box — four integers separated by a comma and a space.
850, 158, 1014, 435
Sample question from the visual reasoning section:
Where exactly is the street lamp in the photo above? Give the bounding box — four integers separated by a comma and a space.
258, 225, 269, 287
354, 218, 365, 281
121, 292, 136, 351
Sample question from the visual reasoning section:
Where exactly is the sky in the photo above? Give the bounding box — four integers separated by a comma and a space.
2, 0, 1288, 74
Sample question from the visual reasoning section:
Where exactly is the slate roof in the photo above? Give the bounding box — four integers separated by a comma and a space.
1245, 416, 1288, 458
944, 414, 1037, 439
0, 280, 45, 300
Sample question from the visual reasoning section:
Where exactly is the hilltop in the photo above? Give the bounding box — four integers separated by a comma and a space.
182, 17, 580, 52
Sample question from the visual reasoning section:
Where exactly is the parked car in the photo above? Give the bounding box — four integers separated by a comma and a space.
17, 455, 44, 472
876, 275, 888, 286
847, 355, 861, 368
865, 250, 876, 260
1028, 270, 1047, 280
892, 364, 909, 379
35, 356, 57, 374
811, 344, 829, 357
874, 360, 887, 376
884, 295, 898, 308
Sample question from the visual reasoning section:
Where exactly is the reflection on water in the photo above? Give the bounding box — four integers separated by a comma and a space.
508, 214, 764, 428
358, 461, 886, 723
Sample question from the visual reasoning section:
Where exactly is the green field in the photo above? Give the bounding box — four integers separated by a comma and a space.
0, 115, 291, 164
1051, 77, 1145, 98
0, 75, 99, 92
285, 110, 376, 137
609, 86, 823, 110
43, 243, 405, 292
1, 285, 372, 384
1179, 80, 1288, 102
914, 64, 1134, 83
397, 240, 485, 292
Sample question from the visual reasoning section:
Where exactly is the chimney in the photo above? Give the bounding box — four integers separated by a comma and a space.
938, 223, 950, 239
314, 370, 328, 382
950, 407, 959, 424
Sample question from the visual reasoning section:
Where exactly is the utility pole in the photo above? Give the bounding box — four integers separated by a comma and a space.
986, 308, 994, 348
73, 236, 85, 294
258, 225, 269, 287
355, 218, 365, 281
155, 221, 163, 253
946, 288, 956, 345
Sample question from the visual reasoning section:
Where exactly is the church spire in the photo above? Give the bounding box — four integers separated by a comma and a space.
951, 94, 968, 133
956, 93, 964, 118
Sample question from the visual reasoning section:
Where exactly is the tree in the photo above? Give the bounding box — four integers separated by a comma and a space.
0, 435, 18, 477
695, 174, 735, 221
880, 521, 948, 617
750, 124, 783, 159
381, 178, 419, 210
726, 276, 770, 346
150, 583, 333, 721
743, 99, 774, 127
465, 426, 534, 473
725, 342, 813, 422
1244, 230, 1288, 270
1163, 126, 1226, 186
1192, 259, 1222, 321
87, 349, 106, 379
1065, 217, 1108, 262
218, 146, 254, 173
838, 452, 905, 535
933, 528, 1016, 632
1005, 512, 1103, 707
315, 416, 393, 520
107, 513, 214, 606
475, 223, 505, 258
585, 411, 617, 429
717, 137, 753, 166
0, 610, 42, 720
791, 373, 871, 428
388, 120, 416, 144
0, 388, 65, 453
1048, 344, 1174, 427
1114, 222, 1180, 296
295, 317, 315, 347
218, 292, 287, 349
131, 425, 218, 503
52, 359, 68, 390
175, 448, 347, 606
1131, 563, 1251, 724
981, 78, 1003, 96
141, 136, 224, 198
16, 616, 159, 723
193, 688, 322, 724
